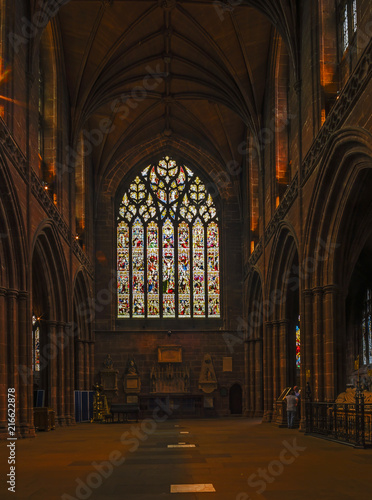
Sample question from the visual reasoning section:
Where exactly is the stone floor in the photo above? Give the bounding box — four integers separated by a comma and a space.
1, 417, 372, 500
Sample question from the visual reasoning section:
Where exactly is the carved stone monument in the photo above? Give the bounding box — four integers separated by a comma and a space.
335, 386, 372, 403
123, 356, 141, 404
198, 354, 217, 394
150, 346, 190, 393
150, 363, 190, 393
99, 354, 118, 405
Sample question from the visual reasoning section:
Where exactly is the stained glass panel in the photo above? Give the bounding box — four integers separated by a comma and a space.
296, 317, 301, 370
343, 4, 349, 52
207, 222, 220, 317
361, 289, 372, 366
117, 222, 130, 317
32, 315, 40, 372
178, 222, 191, 317
163, 218, 175, 317
352, 0, 357, 31
132, 218, 145, 317
193, 218, 205, 316
147, 222, 159, 317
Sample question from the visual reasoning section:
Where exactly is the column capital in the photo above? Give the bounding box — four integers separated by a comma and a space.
279, 319, 289, 326
26, 71, 36, 86
0, 287, 7, 296
294, 79, 302, 95
312, 286, 324, 295
17, 290, 28, 300
323, 284, 339, 295
6, 289, 19, 299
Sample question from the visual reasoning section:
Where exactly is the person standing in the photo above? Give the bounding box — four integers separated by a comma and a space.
285, 390, 298, 428
293, 386, 301, 419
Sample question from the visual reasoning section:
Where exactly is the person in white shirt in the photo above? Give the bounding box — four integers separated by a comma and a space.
285, 390, 298, 428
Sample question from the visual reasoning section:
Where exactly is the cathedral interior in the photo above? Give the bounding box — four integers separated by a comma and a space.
0, 0, 372, 498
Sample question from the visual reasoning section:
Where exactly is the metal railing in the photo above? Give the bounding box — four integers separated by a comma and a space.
305, 388, 372, 448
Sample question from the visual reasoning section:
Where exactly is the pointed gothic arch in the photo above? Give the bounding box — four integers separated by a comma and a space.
116, 156, 221, 320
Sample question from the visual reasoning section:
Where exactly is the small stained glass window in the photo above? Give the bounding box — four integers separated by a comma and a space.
361, 289, 372, 365
296, 316, 301, 371
32, 315, 40, 372
352, 0, 357, 32
341, 1, 358, 53
343, 4, 349, 52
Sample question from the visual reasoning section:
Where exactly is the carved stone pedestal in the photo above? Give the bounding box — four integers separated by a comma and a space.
123, 356, 141, 404
100, 355, 118, 405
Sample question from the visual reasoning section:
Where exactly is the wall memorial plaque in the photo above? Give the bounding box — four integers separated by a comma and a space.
158, 346, 182, 363
223, 357, 233, 372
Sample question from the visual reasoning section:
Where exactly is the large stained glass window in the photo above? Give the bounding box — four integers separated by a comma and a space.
117, 157, 220, 319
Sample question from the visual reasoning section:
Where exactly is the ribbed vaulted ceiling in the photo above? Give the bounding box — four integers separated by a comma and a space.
54, 0, 297, 186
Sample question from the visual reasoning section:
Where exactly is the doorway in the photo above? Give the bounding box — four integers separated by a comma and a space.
229, 383, 242, 414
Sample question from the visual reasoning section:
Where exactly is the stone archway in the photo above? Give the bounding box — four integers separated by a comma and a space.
264, 224, 299, 421
245, 269, 264, 417
31, 223, 70, 425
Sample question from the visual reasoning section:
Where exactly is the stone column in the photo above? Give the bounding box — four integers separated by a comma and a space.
64, 323, 72, 424
57, 322, 65, 425
300, 290, 313, 430
27, 310, 35, 438
272, 321, 280, 400
254, 338, 263, 417
263, 321, 273, 421
18, 291, 30, 436
7, 290, 19, 432
76, 339, 84, 391
279, 320, 289, 391
89, 340, 95, 389
303, 290, 313, 385
323, 285, 338, 401
69, 323, 76, 424
84, 341, 89, 390
47, 321, 58, 412
248, 339, 255, 416
243, 338, 249, 416
0, 288, 7, 436
313, 287, 323, 400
